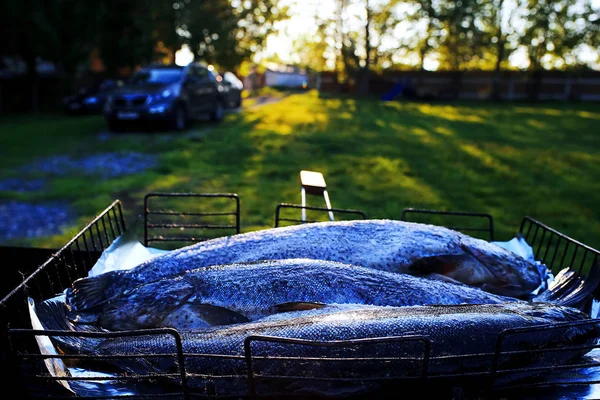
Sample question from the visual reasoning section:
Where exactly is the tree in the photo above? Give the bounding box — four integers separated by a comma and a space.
0, 1, 103, 111
407, 0, 443, 71
435, 0, 489, 71
482, 0, 521, 99
95, 1, 156, 75
292, 32, 331, 73
517, 0, 598, 99
520, 0, 598, 71
335, 0, 404, 94
181, 0, 288, 71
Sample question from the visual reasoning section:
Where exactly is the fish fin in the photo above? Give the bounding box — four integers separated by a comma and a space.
275, 302, 328, 313
532, 268, 576, 303
533, 260, 600, 311
34, 298, 103, 354
186, 303, 250, 326
66, 271, 120, 311
35, 298, 149, 375
408, 255, 469, 276
65, 308, 99, 325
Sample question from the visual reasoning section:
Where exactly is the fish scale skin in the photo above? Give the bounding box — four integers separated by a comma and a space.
91, 219, 541, 302
90, 303, 596, 386
72, 259, 519, 331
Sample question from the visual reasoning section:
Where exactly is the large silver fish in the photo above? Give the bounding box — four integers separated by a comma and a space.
68, 220, 546, 309
67, 258, 521, 331
38, 300, 599, 397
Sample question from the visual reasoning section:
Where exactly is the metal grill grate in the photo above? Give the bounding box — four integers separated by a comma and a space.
0, 200, 126, 397
244, 335, 432, 399
9, 327, 190, 400
519, 216, 600, 277
144, 193, 240, 250
1, 200, 125, 305
274, 203, 367, 228
4, 200, 600, 399
400, 208, 495, 241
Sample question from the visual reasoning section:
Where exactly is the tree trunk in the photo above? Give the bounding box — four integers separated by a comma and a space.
492, 0, 505, 101
359, 0, 371, 96
419, 0, 433, 71
527, 43, 544, 101
169, 46, 177, 65
492, 38, 505, 101
336, 0, 345, 92
419, 45, 428, 71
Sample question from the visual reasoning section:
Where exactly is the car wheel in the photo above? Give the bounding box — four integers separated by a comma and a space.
210, 100, 224, 122
170, 104, 187, 131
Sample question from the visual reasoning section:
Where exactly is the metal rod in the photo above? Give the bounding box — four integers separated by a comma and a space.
100, 217, 110, 250
235, 195, 241, 234
72, 240, 86, 278
534, 227, 547, 261
323, 190, 334, 221
401, 208, 494, 241
146, 223, 237, 229
541, 232, 554, 265
145, 210, 239, 216
550, 236, 563, 270
561, 242, 570, 269
301, 187, 307, 222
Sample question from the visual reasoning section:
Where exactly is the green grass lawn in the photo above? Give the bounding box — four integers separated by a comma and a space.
1, 90, 599, 254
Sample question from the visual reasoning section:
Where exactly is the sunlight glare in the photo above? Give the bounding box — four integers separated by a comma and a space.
175, 44, 194, 66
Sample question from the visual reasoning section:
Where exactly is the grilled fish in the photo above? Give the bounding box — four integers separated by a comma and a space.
67, 258, 521, 331
37, 300, 599, 397
67, 220, 546, 309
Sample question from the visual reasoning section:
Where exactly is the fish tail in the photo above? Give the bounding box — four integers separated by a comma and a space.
66, 270, 120, 311
35, 298, 103, 354
532, 260, 600, 311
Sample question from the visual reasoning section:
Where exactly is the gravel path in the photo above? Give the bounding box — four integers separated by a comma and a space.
0, 94, 292, 245
0, 201, 73, 243
15, 152, 158, 179
0, 151, 158, 245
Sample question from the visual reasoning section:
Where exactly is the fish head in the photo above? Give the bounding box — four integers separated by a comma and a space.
459, 240, 543, 298
408, 253, 497, 286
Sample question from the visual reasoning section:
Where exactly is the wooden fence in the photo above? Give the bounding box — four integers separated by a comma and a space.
319, 70, 600, 101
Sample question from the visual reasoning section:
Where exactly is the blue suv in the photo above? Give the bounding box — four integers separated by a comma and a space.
104, 63, 225, 132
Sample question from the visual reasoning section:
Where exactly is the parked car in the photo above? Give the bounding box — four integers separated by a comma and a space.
62, 79, 119, 115
104, 63, 225, 132
218, 71, 243, 108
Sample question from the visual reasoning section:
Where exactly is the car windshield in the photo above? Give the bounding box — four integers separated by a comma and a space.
131, 68, 183, 85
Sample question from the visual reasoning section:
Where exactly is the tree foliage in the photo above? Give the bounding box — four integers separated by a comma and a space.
284, 0, 598, 74
0, 0, 288, 110
1, 0, 288, 76
519, 0, 598, 70
0, 1, 103, 73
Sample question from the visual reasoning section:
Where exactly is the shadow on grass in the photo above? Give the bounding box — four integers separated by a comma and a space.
5, 94, 600, 253
317, 98, 600, 246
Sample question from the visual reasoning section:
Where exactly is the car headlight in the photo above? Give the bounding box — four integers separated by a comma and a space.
148, 89, 176, 104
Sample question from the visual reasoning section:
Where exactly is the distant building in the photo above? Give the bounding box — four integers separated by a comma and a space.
264, 64, 307, 89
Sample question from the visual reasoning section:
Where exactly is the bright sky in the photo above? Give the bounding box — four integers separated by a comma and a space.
174, 0, 599, 70
256, 0, 600, 71
257, 0, 336, 64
